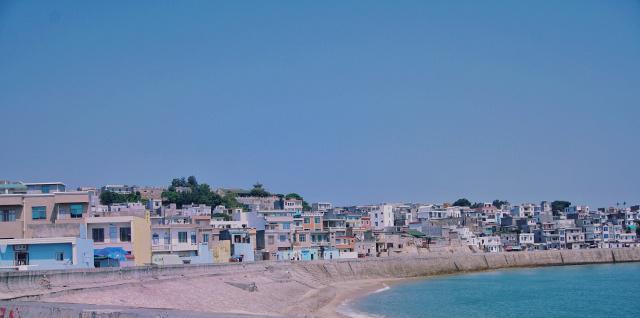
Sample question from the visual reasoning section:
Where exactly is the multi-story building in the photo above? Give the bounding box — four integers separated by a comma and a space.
0, 191, 91, 239
369, 204, 394, 230
87, 216, 151, 266
25, 182, 66, 194
101, 185, 134, 194
312, 202, 332, 212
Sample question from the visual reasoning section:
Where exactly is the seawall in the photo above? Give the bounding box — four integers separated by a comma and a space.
1, 248, 640, 317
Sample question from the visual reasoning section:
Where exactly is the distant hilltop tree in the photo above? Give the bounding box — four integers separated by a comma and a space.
492, 200, 509, 209
100, 190, 141, 205
551, 201, 571, 213
453, 198, 472, 207
284, 193, 312, 211
247, 182, 272, 197
162, 176, 242, 210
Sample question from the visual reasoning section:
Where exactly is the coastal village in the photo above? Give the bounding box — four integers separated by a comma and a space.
1, 178, 638, 270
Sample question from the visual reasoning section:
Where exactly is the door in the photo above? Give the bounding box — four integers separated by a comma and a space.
15, 252, 29, 266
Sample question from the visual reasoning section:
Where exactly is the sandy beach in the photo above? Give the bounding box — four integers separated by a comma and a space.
36, 266, 399, 317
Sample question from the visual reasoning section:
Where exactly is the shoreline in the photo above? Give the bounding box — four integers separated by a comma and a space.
311, 258, 640, 318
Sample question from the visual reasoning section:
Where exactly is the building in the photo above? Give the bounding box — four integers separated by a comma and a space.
0, 191, 91, 239
0, 237, 94, 270
25, 182, 66, 194
369, 204, 394, 230
0, 181, 27, 194
101, 185, 134, 194
134, 186, 165, 201
87, 216, 151, 266
312, 202, 332, 212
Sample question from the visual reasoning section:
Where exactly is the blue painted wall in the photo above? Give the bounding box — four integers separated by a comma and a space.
0, 241, 94, 270
232, 243, 255, 262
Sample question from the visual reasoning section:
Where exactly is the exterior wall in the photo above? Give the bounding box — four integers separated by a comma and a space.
0, 193, 89, 239
0, 239, 93, 270
26, 223, 85, 239
232, 243, 255, 262
369, 205, 394, 230
0, 203, 23, 238
132, 217, 151, 266
302, 213, 323, 231
211, 240, 231, 263
88, 221, 134, 251
189, 244, 214, 264
87, 216, 150, 266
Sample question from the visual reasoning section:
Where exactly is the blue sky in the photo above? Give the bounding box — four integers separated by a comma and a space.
1, 1, 639, 207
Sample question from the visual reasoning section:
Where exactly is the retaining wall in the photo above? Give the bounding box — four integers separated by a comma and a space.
2, 248, 640, 298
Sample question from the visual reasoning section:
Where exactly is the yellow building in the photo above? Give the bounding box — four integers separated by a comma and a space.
87, 216, 151, 266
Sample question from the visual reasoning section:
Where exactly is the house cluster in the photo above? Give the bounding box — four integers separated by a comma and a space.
1, 180, 638, 271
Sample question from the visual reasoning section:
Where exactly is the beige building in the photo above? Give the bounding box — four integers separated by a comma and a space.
0, 192, 91, 239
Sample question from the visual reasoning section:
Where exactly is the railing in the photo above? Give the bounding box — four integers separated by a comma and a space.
152, 244, 171, 251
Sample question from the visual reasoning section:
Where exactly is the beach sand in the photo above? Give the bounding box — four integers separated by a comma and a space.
37, 269, 398, 317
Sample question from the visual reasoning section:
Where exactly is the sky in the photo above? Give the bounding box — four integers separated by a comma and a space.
1, 1, 639, 208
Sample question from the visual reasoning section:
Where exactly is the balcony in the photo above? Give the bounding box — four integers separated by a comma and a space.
171, 243, 198, 251
152, 244, 171, 251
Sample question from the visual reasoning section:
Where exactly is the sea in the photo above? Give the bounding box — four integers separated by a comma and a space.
339, 262, 640, 318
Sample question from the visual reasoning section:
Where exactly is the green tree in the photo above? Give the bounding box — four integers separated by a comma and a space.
221, 192, 243, 209
284, 193, 311, 211
285, 193, 303, 200
551, 201, 571, 213
100, 190, 141, 205
162, 176, 223, 208
452, 198, 472, 207
248, 182, 271, 197
212, 212, 231, 221
492, 200, 509, 209
187, 176, 198, 188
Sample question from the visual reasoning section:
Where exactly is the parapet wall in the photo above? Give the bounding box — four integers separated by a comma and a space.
2, 248, 640, 299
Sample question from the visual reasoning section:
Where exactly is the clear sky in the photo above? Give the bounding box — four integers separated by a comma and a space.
1, 1, 639, 208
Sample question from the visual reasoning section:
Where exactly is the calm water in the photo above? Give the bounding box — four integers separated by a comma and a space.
344, 263, 640, 318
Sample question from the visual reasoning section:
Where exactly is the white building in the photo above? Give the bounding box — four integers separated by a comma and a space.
312, 202, 332, 212
369, 204, 394, 230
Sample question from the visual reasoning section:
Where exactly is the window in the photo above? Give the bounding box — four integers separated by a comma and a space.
178, 232, 187, 243
299, 234, 306, 242
164, 232, 171, 244
304, 217, 310, 224
1, 210, 16, 222
32, 206, 46, 220
190, 232, 196, 244
109, 225, 117, 241
55, 252, 64, 261
120, 227, 131, 242
282, 222, 290, 230
279, 235, 287, 242
314, 217, 320, 224
152, 233, 159, 245
41, 185, 50, 193
92, 228, 105, 242
203, 234, 210, 243
70, 204, 83, 218
268, 235, 275, 245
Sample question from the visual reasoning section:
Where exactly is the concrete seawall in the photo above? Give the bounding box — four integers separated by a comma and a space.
2, 248, 640, 296
1, 248, 640, 317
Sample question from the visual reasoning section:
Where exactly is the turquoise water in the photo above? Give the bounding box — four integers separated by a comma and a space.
346, 263, 640, 318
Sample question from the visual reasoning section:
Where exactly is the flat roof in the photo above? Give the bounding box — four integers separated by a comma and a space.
87, 216, 139, 223
0, 237, 78, 245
